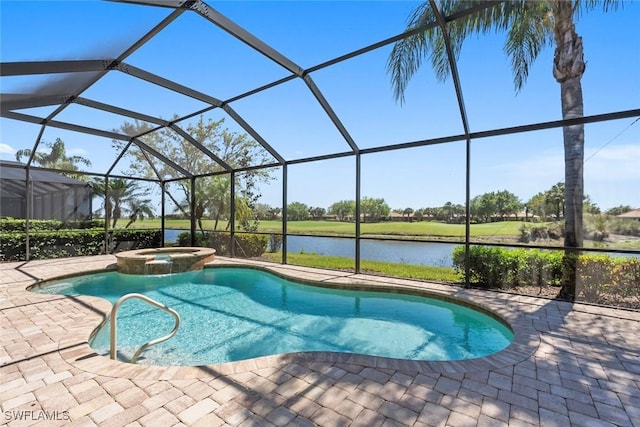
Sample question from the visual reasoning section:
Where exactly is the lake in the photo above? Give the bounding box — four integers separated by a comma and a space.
164, 230, 639, 267
286, 235, 459, 267
165, 229, 458, 267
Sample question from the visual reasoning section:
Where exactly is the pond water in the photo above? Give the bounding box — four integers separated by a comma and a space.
165, 229, 458, 267
287, 235, 459, 267
164, 229, 639, 268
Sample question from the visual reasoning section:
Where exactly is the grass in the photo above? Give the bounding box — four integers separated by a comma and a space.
261, 252, 462, 283
123, 218, 640, 248
126, 218, 525, 238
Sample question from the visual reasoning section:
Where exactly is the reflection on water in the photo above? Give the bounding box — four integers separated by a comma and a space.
286, 236, 458, 267
164, 229, 458, 266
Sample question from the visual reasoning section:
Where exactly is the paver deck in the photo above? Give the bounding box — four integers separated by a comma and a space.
1, 255, 638, 426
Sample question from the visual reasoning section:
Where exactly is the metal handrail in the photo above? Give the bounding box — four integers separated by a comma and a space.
110, 293, 181, 364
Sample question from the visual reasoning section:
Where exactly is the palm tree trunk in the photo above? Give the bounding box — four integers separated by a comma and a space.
552, 0, 585, 301
112, 204, 121, 228
561, 77, 584, 251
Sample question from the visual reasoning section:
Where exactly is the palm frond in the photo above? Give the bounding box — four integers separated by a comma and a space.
575, 0, 623, 18
387, 31, 430, 104
387, 3, 438, 104
504, 2, 553, 91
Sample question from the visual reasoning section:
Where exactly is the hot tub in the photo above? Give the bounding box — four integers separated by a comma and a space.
115, 247, 216, 274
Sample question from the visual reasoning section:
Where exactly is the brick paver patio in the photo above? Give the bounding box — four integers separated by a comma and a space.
1, 255, 638, 426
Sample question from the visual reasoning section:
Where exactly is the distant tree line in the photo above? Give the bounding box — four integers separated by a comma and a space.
256, 182, 634, 224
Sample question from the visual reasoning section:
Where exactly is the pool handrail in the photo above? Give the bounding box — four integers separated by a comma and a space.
109, 293, 181, 364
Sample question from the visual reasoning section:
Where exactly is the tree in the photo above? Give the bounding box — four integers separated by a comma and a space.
361, 197, 390, 222
470, 192, 496, 223
124, 198, 155, 229
287, 202, 310, 221
93, 178, 154, 228
605, 205, 632, 216
494, 190, 522, 219
328, 200, 356, 221
253, 203, 274, 220
269, 206, 282, 220
583, 195, 600, 215
183, 175, 230, 234
309, 207, 326, 220
403, 207, 415, 221
16, 138, 91, 171
526, 192, 549, 220
115, 116, 273, 232
387, 1, 621, 300
444, 201, 454, 223
546, 182, 565, 219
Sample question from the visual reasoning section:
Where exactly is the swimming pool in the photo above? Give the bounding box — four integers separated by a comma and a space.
33, 267, 513, 366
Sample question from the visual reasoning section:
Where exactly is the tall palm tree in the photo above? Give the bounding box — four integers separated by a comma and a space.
15, 137, 91, 171
388, 0, 620, 300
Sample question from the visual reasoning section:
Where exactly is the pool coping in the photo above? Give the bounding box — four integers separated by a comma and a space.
30, 257, 540, 380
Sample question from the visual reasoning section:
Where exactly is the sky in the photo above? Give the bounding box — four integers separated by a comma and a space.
1, 0, 638, 213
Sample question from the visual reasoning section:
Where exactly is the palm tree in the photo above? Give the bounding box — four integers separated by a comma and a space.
123, 198, 155, 229
16, 138, 91, 171
93, 178, 154, 228
403, 207, 414, 222
546, 182, 565, 219
388, 0, 620, 300
444, 201, 454, 223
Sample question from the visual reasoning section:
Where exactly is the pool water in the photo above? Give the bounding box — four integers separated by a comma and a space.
34, 268, 513, 366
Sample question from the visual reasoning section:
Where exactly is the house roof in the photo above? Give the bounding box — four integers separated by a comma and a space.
0, 161, 91, 198
617, 209, 640, 219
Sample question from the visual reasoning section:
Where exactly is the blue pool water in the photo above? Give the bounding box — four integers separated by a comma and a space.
34, 268, 513, 366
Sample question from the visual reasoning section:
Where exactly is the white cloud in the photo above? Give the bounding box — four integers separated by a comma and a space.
0, 143, 16, 154
475, 144, 639, 209
495, 144, 640, 184
583, 144, 640, 182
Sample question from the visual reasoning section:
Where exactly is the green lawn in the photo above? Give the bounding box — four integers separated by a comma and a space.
262, 252, 462, 283
126, 218, 525, 238
119, 218, 640, 248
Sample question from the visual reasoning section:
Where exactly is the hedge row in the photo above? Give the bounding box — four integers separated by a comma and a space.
0, 218, 105, 232
452, 246, 563, 288
452, 245, 640, 305
0, 228, 161, 261
177, 231, 269, 258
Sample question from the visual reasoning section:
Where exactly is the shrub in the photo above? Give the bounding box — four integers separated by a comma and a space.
233, 233, 269, 258
607, 217, 640, 237
452, 245, 563, 289
177, 232, 210, 247
577, 255, 640, 305
0, 218, 105, 232
0, 229, 104, 261
177, 231, 269, 258
518, 223, 563, 242
452, 246, 639, 306
111, 229, 161, 252
0, 228, 160, 261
